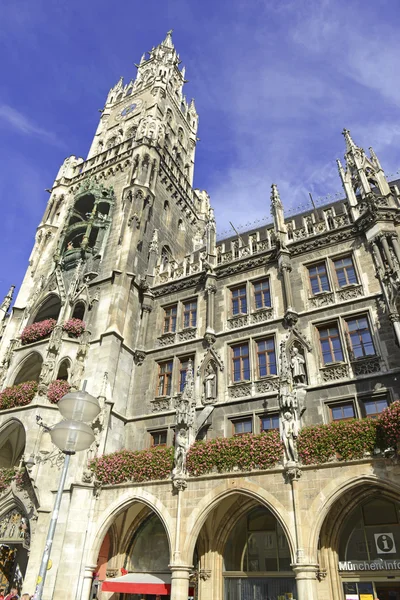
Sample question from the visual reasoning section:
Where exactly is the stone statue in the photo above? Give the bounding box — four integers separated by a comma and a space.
70, 354, 85, 391
291, 346, 307, 385
172, 428, 188, 478
0, 514, 9, 537
204, 363, 216, 401
281, 411, 299, 463
19, 517, 28, 539
39, 357, 56, 386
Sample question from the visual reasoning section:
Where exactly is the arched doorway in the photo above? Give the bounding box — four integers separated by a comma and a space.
97, 503, 173, 599
0, 420, 25, 468
320, 485, 400, 600
32, 294, 61, 323
13, 353, 43, 385
193, 493, 296, 600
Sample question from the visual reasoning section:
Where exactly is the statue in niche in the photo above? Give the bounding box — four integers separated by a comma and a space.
172, 428, 188, 478
290, 346, 307, 386
70, 354, 85, 391
39, 357, 56, 386
281, 411, 299, 463
204, 363, 217, 402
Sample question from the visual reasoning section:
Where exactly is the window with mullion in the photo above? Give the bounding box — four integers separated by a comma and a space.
232, 418, 253, 435
260, 413, 279, 431
318, 324, 344, 364
253, 279, 271, 310
231, 286, 247, 315
330, 402, 355, 421
364, 398, 388, 418
163, 305, 177, 334
346, 316, 375, 359
151, 430, 168, 446
232, 343, 250, 382
157, 361, 173, 396
256, 338, 277, 377
179, 356, 194, 392
183, 300, 197, 328
334, 256, 358, 288
308, 263, 330, 295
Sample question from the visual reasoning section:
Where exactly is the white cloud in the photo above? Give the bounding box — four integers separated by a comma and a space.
0, 104, 62, 146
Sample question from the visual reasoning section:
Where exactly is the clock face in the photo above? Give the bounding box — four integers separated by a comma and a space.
116, 99, 143, 121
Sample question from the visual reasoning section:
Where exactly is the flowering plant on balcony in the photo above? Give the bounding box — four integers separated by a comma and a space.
376, 401, 400, 449
0, 467, 25, 494
0, 380, 38, 410
62, 318, 86, 338
186, 430, 283, 476
47, 379, 71, 405
90, 447, 174, 485
20, 319, 56, 345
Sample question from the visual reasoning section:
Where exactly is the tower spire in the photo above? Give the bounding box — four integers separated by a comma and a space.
342, 128, 357, 154
0, 285, 15, 322
162, 29, 174, 49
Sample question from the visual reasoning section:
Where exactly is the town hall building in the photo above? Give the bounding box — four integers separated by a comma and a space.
0, 31, 400, 600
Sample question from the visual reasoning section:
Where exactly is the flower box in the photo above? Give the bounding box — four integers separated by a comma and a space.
47, 379, 71, 404
62, 318, 86, 338
0, 380, 38, 411
20, 319, 56, 345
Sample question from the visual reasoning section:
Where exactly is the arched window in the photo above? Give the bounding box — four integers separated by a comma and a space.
0, 420, 26, 468
126, 126, 137, 140
56, 359, 70, 381
14, 353, 43, 385
127, 513, 169, 572
116, 93, 123, 102
178, 128, 184, 144
33, 294, 61, 323
339, 497, 400, 562
164, 200, 169, 211
126, 87, 133, 96
161, 246, 171, 272
178, 219, 185, 231
223, 505, 296, 598
166, 109, 173, 125
72, 302, 85, 321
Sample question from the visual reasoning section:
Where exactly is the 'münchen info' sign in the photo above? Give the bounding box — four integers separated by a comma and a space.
339, 560, 400, 571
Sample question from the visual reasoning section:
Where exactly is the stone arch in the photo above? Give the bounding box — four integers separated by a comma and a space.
31, 293, 61, 324
56, 357, 71, 381
85, 489, 174, 568
309, 473, 400, 561
71, 300, 86, 321
181, 481, 296, 566
13, 352, 43, 385
0, 419, 26, 468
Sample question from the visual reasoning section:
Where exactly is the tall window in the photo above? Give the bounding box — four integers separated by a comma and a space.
232, 343, 250, 382
318, 324, 344, 364
330, 402, 355, 421
334, 256, 358, 288
163, 305, 177, 334
346, 316, 375, 359
308, 263, 330, 295
256, 339, 277, 377
253, 279, 271, 309
260, 413, 279, 431
179, 356, 194, 392
158, 361, 173, 396
231, 286, 247, 315
183, 300, 197, 328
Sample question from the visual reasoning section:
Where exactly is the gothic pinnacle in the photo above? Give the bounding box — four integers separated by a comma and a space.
162, 29, 174, 49
271, 183, 283, 209
342, 128, 357, 153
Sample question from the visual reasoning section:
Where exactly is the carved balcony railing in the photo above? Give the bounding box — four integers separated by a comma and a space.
320, 362, 349, 382
351, 356, 381, 377
228, 382, 252, 399
309, 284, 364, 310
151, 397, 171, 412
255, 377, 280, 394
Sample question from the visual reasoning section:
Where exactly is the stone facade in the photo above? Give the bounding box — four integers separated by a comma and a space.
0, 32, 400, 600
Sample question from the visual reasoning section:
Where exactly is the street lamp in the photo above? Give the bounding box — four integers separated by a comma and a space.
33, 389, 101, 600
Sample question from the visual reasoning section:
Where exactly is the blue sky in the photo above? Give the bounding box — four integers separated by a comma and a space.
1, 0, 400, 300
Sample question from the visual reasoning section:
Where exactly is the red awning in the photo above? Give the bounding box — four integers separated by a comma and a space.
102, 573, 172, 595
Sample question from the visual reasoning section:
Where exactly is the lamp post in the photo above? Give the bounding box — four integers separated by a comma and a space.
33, 389, 101, 600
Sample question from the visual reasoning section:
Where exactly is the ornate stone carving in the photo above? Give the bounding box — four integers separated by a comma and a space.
250, 307, 273, 323
133, 349, 146, 365
321, 363, 349, 382
227, 315, 248, 329
309, 292, 335, 308
255, 378, 279, 394
285, 464, 302, 482
228, 383, 251, 398
157, 332, 176, 346
199, 569, 212, 581
337, 284, 363, 302
281, 412, 299, 463
151, 397, 171, 412
178, 327, 196, 342
352, 356, 381, 376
